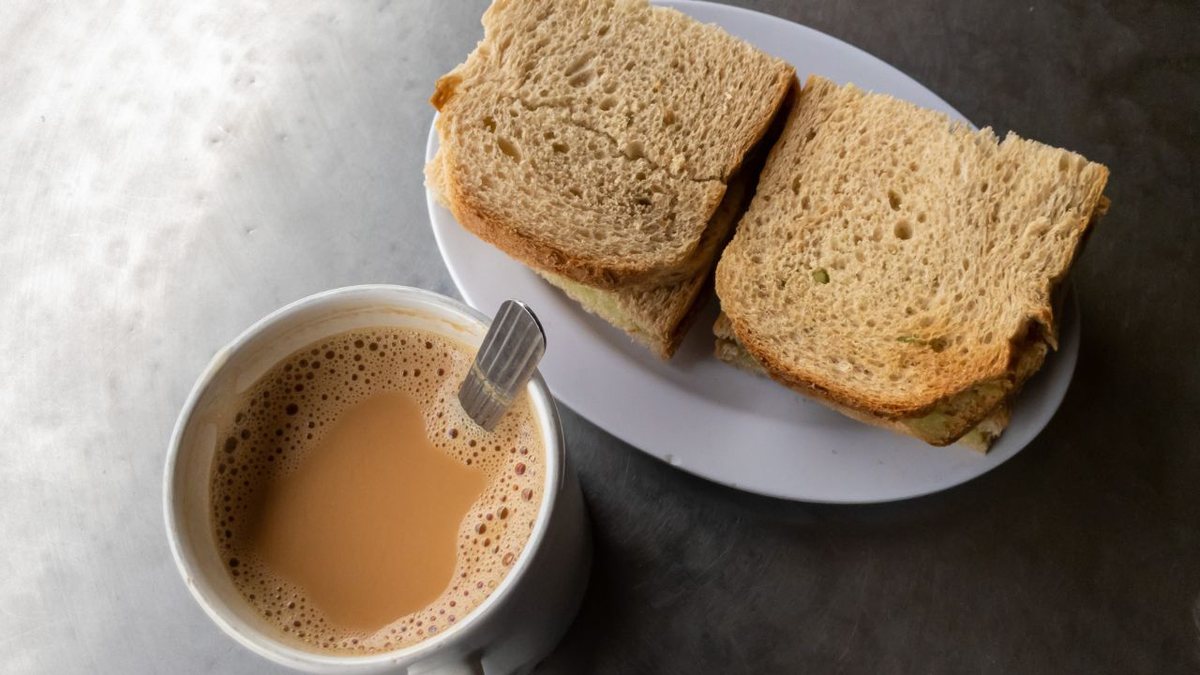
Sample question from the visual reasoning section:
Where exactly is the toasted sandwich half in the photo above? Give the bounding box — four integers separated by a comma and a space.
714, 76, 1110, 450
427, 0, 793, 357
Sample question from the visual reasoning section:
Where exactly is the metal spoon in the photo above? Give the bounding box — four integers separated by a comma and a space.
458, 300, 546, 431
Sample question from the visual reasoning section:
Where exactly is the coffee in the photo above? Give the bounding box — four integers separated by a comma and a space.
210, 327, 544, 654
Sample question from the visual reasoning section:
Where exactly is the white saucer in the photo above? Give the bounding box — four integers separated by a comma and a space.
424, 0, 1079, 503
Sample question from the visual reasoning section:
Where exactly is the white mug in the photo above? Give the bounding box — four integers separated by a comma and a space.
163, 285, 591, 674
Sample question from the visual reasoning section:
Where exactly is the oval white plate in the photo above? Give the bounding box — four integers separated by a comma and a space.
425, 0, 1078, 503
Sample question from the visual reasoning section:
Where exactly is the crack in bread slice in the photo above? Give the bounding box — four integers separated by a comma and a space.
715, 76, 1109, 443
429, 0, 793, 289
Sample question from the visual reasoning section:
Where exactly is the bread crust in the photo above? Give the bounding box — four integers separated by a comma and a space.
714, 320, 1024, 450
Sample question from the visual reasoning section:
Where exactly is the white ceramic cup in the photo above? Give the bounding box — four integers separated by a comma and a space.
164, 285, 591, 674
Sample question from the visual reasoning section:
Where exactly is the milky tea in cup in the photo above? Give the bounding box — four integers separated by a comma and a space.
208, 326, 544, 655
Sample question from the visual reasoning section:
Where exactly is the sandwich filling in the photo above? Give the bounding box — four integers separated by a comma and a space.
712, 313, 1044, 451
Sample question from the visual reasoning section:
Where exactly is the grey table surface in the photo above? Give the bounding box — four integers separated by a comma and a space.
2, 0, 1198, 672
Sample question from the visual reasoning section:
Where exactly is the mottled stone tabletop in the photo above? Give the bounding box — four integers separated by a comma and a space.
2, 1, 1197, 673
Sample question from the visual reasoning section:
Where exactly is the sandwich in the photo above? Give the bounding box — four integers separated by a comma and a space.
427, 0, 794, 357
714, 76, 1110, 451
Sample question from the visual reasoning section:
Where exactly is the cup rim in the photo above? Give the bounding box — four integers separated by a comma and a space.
163, 284, 565, 670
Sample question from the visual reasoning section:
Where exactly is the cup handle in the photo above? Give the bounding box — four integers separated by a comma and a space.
408, 654, 484, 675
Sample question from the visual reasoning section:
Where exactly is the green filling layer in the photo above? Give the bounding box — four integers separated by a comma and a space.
715, 331, 1010, 450
538, 272, 648, 337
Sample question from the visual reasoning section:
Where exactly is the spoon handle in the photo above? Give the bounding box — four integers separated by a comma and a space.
458, 300, 546, 431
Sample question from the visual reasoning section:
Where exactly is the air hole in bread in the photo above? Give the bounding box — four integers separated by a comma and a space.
894, 220, 913, 240
791, 177, 802, 195
597, 24, 610, 36
662, 109, 676, 126
482, 116, 497, 132
871, 226, 883, 242
568, 70, 595, 87
908, 161, 919, 172
904, 306, 915, 316
602, 80, 618, 94
929, 337, 948, 353
979, 181, 989, 193
917, 212, 927, 223
563, 52, 593, 78
634, 171, 646, 181
551, 142, 569, 154
624, 60, 636, 71
623, 141, 645, 160
634, 195, 652, 207
599, 96, 617, 111
962, 258, 970, 271
568, 187, 581, 198
496, 137, 521, 161
805, 129, 816, 142
887, 190, 902, 211
1058, 155, 1070, 172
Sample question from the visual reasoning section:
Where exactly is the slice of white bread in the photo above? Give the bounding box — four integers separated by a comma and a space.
714, 76, 1109, 447
429, 0, 793, 289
